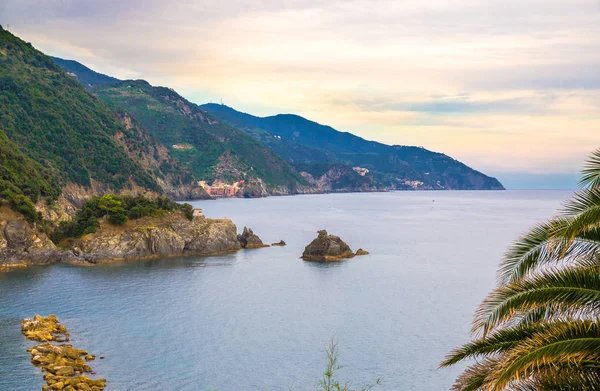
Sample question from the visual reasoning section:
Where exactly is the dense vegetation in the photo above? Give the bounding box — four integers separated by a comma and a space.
201, 103, 504, 190
51, 194, 193, 243
0, 130, 61, 221
441, 148, 600, 390
0, 26, 181, 218
94, 81, 307, 191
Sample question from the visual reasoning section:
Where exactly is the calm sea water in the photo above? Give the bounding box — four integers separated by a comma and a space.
0, 191, 571, 391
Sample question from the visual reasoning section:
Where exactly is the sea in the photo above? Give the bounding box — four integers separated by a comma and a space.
0, 190, 572, 390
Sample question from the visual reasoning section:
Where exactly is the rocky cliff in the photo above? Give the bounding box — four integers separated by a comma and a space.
0, 207, 60, 269
0, 208, 265, 268
67, 212, 241, 264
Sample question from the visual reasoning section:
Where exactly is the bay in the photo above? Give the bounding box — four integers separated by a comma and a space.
0, 190, 571, 390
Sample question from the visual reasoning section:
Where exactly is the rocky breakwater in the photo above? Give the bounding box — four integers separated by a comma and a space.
67, 211, 243, 264
21, 315, 105, 391
301, 230, 369, 262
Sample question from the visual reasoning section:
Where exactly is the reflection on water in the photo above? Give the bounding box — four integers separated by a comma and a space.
0, 191, 571, 391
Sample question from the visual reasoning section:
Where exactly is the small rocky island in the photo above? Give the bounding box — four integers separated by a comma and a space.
301, 230, 368, 262
21, 315, 105, 390
237, 227, 269, 249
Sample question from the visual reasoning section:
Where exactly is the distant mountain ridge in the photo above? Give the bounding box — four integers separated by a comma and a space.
51, 56, 120, 89
49, 50, 503, 192
200, 103, 505, 190
52, 54, 310, 196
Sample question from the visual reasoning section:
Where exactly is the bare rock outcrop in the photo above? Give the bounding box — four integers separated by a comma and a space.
301, 230, 355, 262
237, 227, 268, 249
67, 212, 241, 264
0, 207, 63, 269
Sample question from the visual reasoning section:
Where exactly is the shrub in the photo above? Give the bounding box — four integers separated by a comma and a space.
50, 194, 194, 243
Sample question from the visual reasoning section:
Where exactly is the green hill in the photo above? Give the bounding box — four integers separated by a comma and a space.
93, 80, 308, 194
0, 26, 199, 218
201, 103, 505, 190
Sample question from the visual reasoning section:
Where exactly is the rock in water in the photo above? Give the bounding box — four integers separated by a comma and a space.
237, 227, 268, 249
22, 315, 106, 390
271, 240, 287, 246
355, 248, 369, 256
302, 230, 355, 262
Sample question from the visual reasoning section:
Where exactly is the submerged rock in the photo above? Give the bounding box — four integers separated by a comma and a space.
355, 248, 370, 256
301, 230, 355, 262
237, 227, 268, 249
271, 240, 286, 246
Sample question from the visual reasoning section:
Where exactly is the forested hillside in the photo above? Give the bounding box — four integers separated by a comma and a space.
0, 26, 202, 218
94, 80, 308, 194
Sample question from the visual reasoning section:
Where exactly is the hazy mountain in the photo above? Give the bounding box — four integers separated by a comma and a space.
200, 103, 505, 190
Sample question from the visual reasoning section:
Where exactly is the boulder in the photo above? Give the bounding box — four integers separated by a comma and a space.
301, 230, 355, 262
271, 240, 286, 246
237, 227, 268, 249
355, 248, 369, 256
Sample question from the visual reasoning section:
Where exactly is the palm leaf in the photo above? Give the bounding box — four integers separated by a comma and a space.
474, 264, 600, 336
441, 324, 547, 367
580, 148, 600, 189
491, 320, 600, 390
499, 217, 600, 284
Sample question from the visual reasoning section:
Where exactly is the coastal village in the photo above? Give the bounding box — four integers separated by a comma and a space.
197, 180, 245, 197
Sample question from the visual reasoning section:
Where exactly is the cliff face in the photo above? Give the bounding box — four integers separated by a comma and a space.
298, 164, 384, 193
0, 209, 246, 268
0, 207, 61, 268
67, 212, 240, 264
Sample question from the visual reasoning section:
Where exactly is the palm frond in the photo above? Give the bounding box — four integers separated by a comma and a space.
441, 324, 547, 367
499, 216, 600, 284
580, 148, 600, 189
450, 358, 498, 391
560, 188, 600, 239
491, 320, 600, 390
474, 265, 600, 336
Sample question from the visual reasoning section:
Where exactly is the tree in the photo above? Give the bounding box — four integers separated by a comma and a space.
441, 148, 600, 390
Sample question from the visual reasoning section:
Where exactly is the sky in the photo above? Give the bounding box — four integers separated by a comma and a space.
2, 0, 599, 189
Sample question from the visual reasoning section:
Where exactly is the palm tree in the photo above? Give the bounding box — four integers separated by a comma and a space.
440, 149, 600, 391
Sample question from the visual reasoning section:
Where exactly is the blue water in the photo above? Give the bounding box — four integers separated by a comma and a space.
0, 191, 571, 390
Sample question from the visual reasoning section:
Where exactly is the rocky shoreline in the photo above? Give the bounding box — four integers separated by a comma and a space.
22, 315, 106, 391
0, 207, 269, 269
